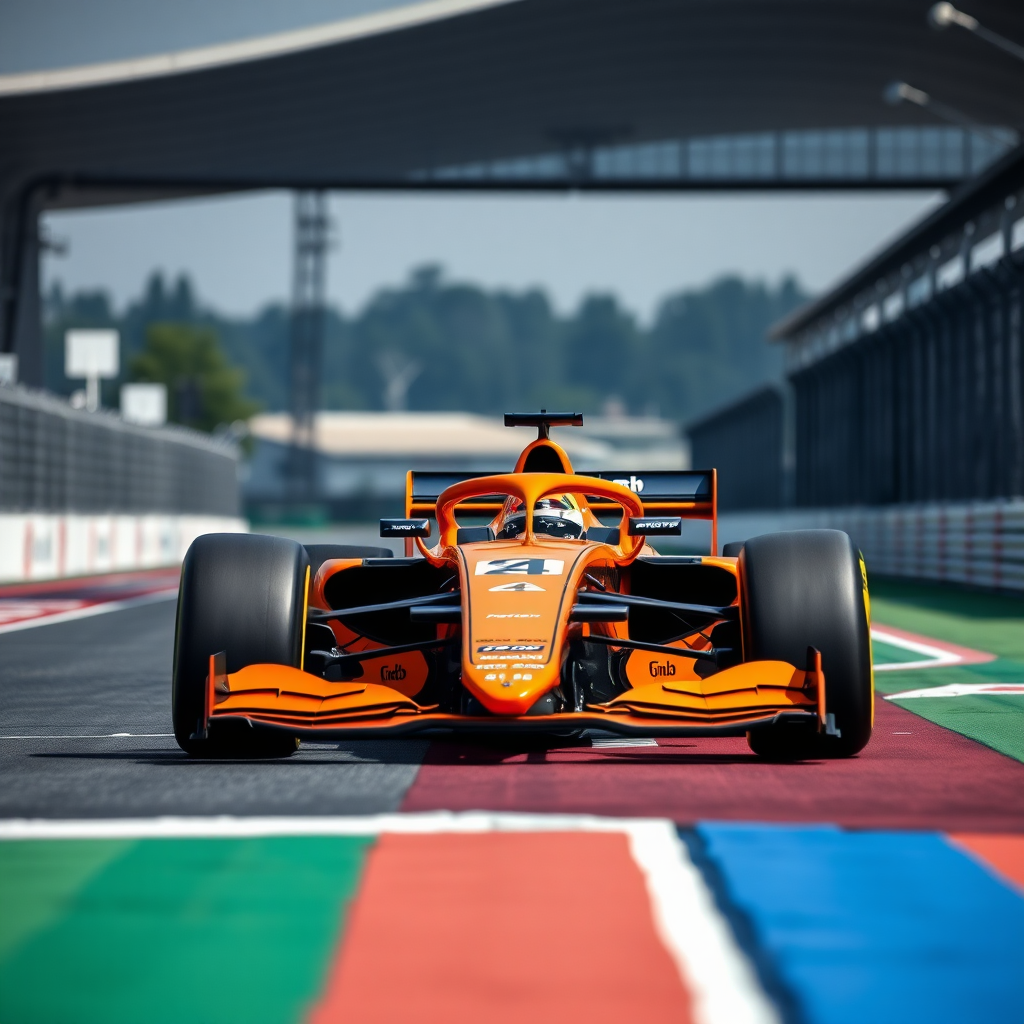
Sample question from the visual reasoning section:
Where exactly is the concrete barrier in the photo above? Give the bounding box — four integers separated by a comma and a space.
0, 513, 247, 583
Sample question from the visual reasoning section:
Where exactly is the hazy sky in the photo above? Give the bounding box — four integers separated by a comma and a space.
43, 190, 942, 322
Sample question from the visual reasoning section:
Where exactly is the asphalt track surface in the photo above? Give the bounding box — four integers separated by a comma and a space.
0, 598, 427, 818
3, 583, 1023, 831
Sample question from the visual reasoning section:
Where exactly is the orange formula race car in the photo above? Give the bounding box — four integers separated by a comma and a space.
172, 413, 873, 760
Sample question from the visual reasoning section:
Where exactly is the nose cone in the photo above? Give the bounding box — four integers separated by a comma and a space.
463, 658, 561, 715
459, 539, 582, 716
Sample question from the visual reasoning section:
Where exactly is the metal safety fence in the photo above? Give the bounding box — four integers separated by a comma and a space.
718, 499, 1024, 592
0, 384, 240, 516
790, 254, 1024, 508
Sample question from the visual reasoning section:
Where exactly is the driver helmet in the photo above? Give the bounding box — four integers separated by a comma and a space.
496, 494, 585, 540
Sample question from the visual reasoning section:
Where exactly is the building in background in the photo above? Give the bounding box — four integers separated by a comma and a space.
244, 411, 687, 523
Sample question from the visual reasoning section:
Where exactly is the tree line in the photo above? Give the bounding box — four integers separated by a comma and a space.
43, 265, 809, 431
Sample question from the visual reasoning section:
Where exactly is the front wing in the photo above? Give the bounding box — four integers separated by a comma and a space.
199, 653, 826, 739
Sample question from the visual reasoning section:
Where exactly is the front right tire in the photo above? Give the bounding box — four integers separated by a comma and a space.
740, 529, 873, 759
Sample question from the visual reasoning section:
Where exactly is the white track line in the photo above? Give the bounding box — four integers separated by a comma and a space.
627, 820, 778, 1024
870, 627, 962, 672
0, 811, 777, 1024
0, 733, 174, 740
885, 682, 1024, 700
0, 588, 178, 634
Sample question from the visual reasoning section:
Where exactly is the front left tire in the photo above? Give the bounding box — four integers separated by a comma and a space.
172, 533, 309, 757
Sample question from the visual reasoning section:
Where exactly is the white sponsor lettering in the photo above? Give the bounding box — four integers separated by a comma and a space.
612, 474, 645, 493
477, 644, 544, 653
477, 653, 544, 661
486, 613, 541, 619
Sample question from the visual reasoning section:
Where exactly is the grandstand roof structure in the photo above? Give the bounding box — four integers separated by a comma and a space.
3, 0, 1023, 384
2, 0, 1023, 201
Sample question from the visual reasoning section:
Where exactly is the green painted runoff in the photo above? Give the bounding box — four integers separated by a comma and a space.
869, 578, 1024, 763
0, 836, 372, 1024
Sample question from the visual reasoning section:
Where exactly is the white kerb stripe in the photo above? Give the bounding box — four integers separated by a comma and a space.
870, 627, 961, 672
627, 821, 779, 1024
885, 682, 1024, 700
0, 810, 661, 839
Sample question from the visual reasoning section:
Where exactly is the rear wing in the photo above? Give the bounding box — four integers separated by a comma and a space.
406, 468, 717, 553
407, 471, 508, 518
580, 471, 717, 554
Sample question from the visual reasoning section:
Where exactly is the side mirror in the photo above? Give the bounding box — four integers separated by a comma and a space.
627, 516, 682, 536
380, 518, 431, 538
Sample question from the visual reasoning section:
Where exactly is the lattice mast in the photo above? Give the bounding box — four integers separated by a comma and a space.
289, 191, 332, 499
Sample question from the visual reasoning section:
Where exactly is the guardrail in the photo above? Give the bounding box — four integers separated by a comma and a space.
718, 499, 1024, 592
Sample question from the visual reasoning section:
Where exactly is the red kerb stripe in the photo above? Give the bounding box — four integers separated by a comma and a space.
309, 831, 692, 1024
948, 833, 1024, 893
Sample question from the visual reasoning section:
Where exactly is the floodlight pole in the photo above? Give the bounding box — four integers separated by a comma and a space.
928, 3, 1024, 64
289, 191, 332, 502
882, 81, 1011, 147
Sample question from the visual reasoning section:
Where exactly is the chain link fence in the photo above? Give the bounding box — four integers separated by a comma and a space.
0, 385, 240, 516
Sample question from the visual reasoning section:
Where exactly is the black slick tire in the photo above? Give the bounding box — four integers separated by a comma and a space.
740, 529, 873, 759
172, 533, 310, 757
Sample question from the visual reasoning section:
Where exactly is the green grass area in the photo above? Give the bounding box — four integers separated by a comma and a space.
887, 693, 1024, 764
867, 577, 1024, 763
0, 836, 372, 1024
868, 577, 1024, 660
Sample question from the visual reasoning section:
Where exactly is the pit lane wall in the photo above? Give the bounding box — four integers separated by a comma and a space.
0, 513, 247, 583
719, 499, 1024, 593
0, 384, 247, 582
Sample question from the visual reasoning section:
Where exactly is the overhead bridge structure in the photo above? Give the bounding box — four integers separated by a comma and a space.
2, 0, 1024, 383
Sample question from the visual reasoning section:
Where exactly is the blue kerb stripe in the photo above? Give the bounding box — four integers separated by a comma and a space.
695, 823, 1024, 1024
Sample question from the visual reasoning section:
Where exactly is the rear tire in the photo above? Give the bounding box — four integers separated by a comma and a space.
172, 533, 309, 757
741, 530, 872, 759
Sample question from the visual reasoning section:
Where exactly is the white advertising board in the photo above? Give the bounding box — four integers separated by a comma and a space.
65, 330, 120, 379
121, 383, 168, 426
0, 353, 17, 385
